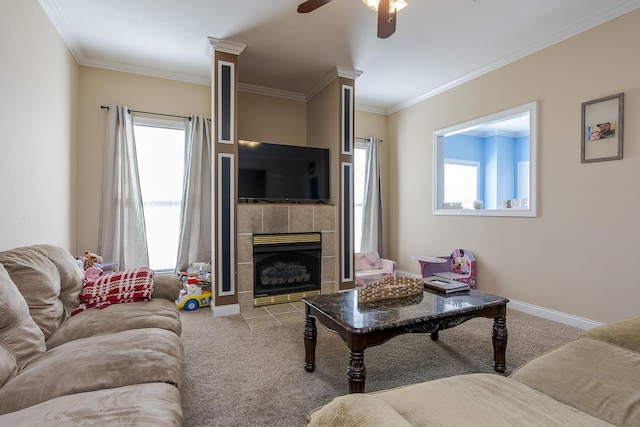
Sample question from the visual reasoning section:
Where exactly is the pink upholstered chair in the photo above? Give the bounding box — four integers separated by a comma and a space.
354, 252, 397, 286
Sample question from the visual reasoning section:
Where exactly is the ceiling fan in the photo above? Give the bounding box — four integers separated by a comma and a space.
297, 0, 407, 39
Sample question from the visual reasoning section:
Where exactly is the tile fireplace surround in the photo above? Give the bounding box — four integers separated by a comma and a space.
237, 204, 337, 311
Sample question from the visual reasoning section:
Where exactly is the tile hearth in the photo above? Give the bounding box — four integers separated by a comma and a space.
236, 204, 337, 311
240, 301, 306, 330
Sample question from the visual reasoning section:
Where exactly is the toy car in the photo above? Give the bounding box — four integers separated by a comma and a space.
176, 284, 212, 311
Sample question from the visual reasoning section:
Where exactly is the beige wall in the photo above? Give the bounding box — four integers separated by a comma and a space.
238, 92, 306, 145
0, 1, 79, 252
387, 9, 640, 323
76, 67, 211, 253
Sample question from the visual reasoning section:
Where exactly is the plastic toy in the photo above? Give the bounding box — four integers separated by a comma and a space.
175, 283, 212, 311
413, 248, 477, 288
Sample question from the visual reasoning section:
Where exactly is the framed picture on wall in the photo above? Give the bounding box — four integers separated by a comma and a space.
581, 93, 624, 163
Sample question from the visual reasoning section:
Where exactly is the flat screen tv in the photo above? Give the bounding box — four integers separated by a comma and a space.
238, 142, 330, 203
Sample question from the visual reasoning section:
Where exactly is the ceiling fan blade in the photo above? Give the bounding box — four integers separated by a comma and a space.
297, 0, 333, 13
377, 0, 397, 39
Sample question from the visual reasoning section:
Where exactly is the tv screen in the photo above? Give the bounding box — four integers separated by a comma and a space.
238, 142, 330, 203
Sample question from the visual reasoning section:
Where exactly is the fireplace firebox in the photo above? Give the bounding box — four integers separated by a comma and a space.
252, 232, 322, 306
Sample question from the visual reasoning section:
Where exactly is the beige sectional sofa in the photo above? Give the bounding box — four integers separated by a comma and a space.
307, 314, 640, 426
0, 244, 184, 425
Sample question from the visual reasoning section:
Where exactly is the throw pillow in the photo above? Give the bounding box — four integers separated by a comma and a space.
72, 267, 154, 315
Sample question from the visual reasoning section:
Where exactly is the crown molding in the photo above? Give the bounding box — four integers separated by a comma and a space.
238, 83, 306, 102
336, 65, 363, 81
39, 0, 83, 64
42, 1, 640, 116
355, 103, 387, 115
207, 37, 247, 56
387, 1, 640, 115
306, 66, 362, 101
81, 60, 211, 86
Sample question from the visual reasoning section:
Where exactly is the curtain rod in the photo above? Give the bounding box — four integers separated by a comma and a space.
101, 105, 207, 121
355, 137, 383, 143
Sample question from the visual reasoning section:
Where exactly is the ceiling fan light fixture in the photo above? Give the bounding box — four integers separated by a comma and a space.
362, 0, 407, 12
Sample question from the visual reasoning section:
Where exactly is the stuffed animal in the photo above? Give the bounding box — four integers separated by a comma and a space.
82, 251, 103, 271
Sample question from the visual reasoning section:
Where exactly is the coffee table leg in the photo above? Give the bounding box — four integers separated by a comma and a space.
430, 330, 439, 340
492, 316, 507, 373
304, 315, 317, 372
348, 350, 366, 393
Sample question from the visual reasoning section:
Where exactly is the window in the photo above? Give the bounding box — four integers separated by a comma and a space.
433, 101, 537, 216
134, 118, 186, 271
444, 160, 479, 209
353, 142, 367, 253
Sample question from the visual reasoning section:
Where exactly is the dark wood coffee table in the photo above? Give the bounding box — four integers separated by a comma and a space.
303, 289, 508, 393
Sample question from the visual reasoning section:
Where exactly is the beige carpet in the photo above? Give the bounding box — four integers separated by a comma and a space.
179, 305, 582, 427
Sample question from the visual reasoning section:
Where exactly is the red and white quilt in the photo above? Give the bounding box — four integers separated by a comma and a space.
72, 267, 154, 315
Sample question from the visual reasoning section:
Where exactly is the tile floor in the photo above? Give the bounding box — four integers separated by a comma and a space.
240, 301, 306, 330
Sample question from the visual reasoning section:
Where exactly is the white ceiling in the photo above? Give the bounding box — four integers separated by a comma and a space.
40, 0, 640, 114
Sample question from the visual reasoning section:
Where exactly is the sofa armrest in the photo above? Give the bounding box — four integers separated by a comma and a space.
152, 274, 181, 301
306, 394, 412, 427
380, 258, 397, 275
509, 337, 640, 426
355, 252, 383, 271
580, 315, 640, 353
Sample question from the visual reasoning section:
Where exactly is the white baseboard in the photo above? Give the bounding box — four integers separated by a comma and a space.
507, 300, 602, 330
211, 303, 240, 317
397, 270, 602, 330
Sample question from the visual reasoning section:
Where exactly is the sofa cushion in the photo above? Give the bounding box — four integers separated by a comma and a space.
511, 337, 640, 426
0, 264, 46, 369
72, 267, 154, 315
0, 247, 67, 339
47, 298, 182, 349
0, 328, 183, 415
354, 252, 382, 271
333, 374, 612, 426
307, 394, 412, 427
0, 383, 182, 426
581, 315, 640, 353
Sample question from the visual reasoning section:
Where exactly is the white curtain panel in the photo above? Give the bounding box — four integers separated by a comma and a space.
360, 137, 384, 256
98, 105, 149, 270
175, 115, 212, 272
